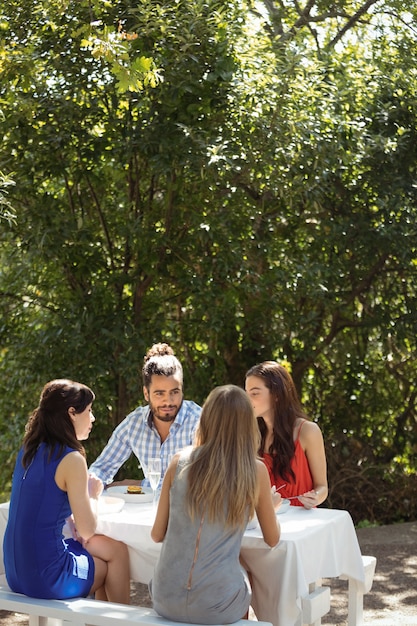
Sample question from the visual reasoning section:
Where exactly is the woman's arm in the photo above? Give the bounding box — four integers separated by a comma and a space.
255, 461, 280, 547
151, 454, 178, 543
56, 451, 98, 540
298, 421, 328, 509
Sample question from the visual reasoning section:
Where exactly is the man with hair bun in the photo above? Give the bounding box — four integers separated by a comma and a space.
89, 343, 201, 489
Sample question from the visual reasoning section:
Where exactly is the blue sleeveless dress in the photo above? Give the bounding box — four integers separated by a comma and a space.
149, 448, 251, 624
3, 443, 95, 599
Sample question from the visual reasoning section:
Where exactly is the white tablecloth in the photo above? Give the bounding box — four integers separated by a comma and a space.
0, 502, 365, 626
241, 507, 365, 625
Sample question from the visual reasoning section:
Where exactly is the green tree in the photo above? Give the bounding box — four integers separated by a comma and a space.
0, 0, 416, 521
0, 171, 15, 222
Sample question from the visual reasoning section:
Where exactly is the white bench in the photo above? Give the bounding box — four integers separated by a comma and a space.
296, 555, 376, 626
0, 585, 273, 626
342, 555, 377, 626
300, 584, 331, 625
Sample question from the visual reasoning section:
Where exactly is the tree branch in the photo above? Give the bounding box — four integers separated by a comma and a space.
0, 291, 59, 313
327, 0, 379, 49
83, 171, 115, 271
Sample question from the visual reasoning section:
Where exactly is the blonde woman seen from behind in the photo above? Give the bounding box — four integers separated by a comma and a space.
150, 384, 280, 625
245, 362, 328, 510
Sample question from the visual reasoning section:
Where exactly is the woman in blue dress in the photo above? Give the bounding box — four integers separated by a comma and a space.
3, 379, 130, 602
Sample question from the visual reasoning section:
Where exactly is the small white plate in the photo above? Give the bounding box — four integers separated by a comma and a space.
106, 485, 154, 503
97, 496, 125, 515
277, 499, 291, 515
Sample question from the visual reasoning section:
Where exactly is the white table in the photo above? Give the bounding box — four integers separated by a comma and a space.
240, 507, 365, 626
0, 502, 366, 626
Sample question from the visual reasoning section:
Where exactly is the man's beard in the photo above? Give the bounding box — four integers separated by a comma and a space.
150, 401, 181, 423
154, 412, 176, 423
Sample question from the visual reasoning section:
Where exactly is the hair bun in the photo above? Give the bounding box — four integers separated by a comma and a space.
144, 342, 175, 362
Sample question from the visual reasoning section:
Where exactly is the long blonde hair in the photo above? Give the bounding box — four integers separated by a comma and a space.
186, 385, 260, 528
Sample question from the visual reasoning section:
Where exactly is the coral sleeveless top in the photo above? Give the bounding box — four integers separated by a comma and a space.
262, 420, 313, 507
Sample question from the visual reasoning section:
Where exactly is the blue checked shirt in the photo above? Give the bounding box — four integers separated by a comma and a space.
89, 399, 201, 488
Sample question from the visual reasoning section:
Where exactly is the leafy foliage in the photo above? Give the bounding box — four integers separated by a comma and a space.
0, 0, 416, 521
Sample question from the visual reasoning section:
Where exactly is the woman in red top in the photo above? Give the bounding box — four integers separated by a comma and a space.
245, 361, 328, 509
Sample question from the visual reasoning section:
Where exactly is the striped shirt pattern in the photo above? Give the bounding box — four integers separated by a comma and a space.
89, 400, 201, 488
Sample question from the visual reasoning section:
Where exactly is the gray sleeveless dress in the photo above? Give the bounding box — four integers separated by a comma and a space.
149, 447, 251, 624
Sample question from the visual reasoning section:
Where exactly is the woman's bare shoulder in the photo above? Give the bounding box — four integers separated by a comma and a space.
59, 450, 86, 471
255, 458, 270, 479
298, 419, 324, 443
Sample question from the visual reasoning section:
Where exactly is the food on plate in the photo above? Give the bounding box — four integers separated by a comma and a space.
126, 485, 144, 495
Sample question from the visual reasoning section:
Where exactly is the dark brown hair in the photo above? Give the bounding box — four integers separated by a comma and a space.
142, 342, 183, 389
22, 379, 95, 468
245, 361, 308, 481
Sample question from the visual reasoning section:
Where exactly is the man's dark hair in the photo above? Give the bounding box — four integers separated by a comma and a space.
142, 343, 183, 389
